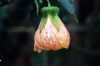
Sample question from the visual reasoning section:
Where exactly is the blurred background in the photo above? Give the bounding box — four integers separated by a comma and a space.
0, 0, 100, 66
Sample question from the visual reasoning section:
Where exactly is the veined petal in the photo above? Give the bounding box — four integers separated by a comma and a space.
57, 18, 70, 48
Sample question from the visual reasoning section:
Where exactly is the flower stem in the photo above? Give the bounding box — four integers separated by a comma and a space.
34, 0, 39, 15
47, 0, 51, 7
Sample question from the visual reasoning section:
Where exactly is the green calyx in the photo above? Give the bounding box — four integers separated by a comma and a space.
49, 15, 60, 31
41, 6, 59, 16
39, 6, 60, 32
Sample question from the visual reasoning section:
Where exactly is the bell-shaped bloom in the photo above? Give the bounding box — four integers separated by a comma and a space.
34, 6, 70, 53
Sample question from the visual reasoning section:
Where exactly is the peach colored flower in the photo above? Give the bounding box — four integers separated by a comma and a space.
34, 6, 70, 53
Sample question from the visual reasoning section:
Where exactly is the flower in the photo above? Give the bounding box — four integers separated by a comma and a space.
34, 6, 70, 53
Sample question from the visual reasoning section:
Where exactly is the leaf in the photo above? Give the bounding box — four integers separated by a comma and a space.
59, 0, 75, 14
59, 0, 78, 23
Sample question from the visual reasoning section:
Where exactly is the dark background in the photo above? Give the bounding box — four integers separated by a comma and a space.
0, 0, 100, 66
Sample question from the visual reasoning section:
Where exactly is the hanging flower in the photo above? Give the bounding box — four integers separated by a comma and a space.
34, 6, 70, 53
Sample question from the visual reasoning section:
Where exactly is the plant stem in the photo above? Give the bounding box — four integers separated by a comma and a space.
34, 0, 39, 15
47, 0, 51, 7
42, 51, 48, 66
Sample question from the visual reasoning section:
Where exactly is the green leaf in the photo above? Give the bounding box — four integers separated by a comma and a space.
59, 0, 75, 14
59, 0, 78, 22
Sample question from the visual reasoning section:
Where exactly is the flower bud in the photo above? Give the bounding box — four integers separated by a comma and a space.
34, 6, 70, 53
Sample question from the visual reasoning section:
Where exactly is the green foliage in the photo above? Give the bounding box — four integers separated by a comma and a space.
59, 0, 75, 15
59, 0, 78, 22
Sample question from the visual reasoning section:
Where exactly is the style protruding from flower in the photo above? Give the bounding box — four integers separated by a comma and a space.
34, 6, 70, 53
